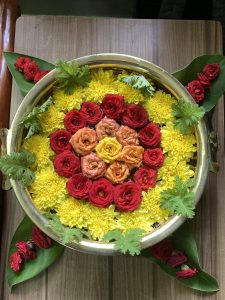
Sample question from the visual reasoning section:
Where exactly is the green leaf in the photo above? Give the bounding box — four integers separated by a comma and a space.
160, 177, 195, 218
172, 55, 225, 112
55, 59, 91, 95
0, 149, 35, 186
103, 228, 145, 256
141, 223, 219, 292
20, 96, 52, 139
4, 51, 54, 96
119, 74, 155, 96
7, 216, 64, 289
172, 100, 205, 134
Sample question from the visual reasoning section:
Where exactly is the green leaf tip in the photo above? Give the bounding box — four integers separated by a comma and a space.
119, 74, 155, 97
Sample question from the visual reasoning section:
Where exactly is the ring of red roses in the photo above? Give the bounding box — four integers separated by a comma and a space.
49, 94, 165, 212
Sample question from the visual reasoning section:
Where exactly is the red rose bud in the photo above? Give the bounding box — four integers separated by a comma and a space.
66, 173, 92, 199
167, 251, 188, 268
10, 251, 23, 273
139, 123, 161, 148
100, 94, 125, 119
81, 102, 104, 125
197, 72, 211, 90
34, 70, 50, 83
64, 110, 87, 133
202, 63, 220, 80
114, 182, 142, 212
122, 104, 148, 129
15, 57, 32, 72
89, 178, 114, 208
186, 80, 204, 103
23, 61, 40, 81
143, 148, 165, 169
151, 238, 173, 261
32, 226, 52, 249
134, 167, 156, 191
16, 241, 36, 260
176, 265, 198, 279
53, 150, 80, 177
50, 130, 72, 154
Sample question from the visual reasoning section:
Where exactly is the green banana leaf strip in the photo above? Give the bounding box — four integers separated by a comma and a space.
172, 54, 225, 112
7, 216, 64, 289
141, 223, 219, 292
4, 51, 55, 96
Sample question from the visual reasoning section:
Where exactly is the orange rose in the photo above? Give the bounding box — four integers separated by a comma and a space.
70, 127, 97, 155
115, 125, 139, 146
117, 145, 144, 169
105, 161, 130, 183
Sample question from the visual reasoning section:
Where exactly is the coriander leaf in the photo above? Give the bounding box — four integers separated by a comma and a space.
20, 97, 52, 139
55, 59, 91, 95
119, 75, 155, 97
0, 149, 35, 186
172, 100, 205, 134
103, 228, 145, 256
160, 176, 195, 218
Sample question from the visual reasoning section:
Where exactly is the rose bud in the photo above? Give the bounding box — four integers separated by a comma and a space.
23, 61, 40, 81
16, 241, 36, 260
53, 150, 81, 177
186, 80, 204, 103
32, 226, 52, 249
81, 152, 107, 179
50, 130, 72, 154
176, 265, 198, 279
134, 167, 157, 191
34, 70, 50, 83
139, 123, 161, 148
114, 182, 142, 212
15, 57, 32, 72
66, 173, 92, 199
81, 102, 104, 125
95, 118, 120, 140
197, 72, 210, 90
70, 127, 97, 156
10, 251, 23, 273
151, 238, 173, 261
143, 148, 165, 169
202, 63, 220, 80
89, 178, 114, 208
122, 104, 148, 129
64, 110, 87, 133
100, 94, 125, 119
167, 251, 188, 268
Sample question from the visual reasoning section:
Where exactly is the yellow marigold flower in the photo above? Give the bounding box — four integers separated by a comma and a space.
144, 90, 177, 124
114, 81, 146, 104
161, 122, 197, 161
157, 156, 195, 188
23, 134, 54, 169
95, 137, 122, 163
38, 105, 65, 134
53, 87, 84, 111
29, 165, 67, 211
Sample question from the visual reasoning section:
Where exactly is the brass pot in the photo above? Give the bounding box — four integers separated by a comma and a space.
4, 54, 208, 255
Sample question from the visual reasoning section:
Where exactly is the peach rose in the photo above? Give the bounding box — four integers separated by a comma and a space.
115, 126, 139, 146
81, 152, 107, 179
105, 161, 130, 184
70, 127, 97, 155
117, 145, 144, 169
95, 117, 120, 140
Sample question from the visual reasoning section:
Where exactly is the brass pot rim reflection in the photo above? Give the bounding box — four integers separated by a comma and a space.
6, 53, 208, 255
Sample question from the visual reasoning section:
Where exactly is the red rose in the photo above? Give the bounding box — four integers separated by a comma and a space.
89, 178, 114, 208
66, 173, 92, 199
143, 148, 164, 169
167, 251, 188, 268
176, 265, 198, 279
10, 251, 23, 273
114, 182, 142, 212
139, 123, 161, 148
81, 102, 104, 125
186, 80, 204, 103
151, 239, 173, 261
50, 130, 72, 154
197, 72, 210, 90
32, 226, 52, 249
134, 167, 156, 191
23, 61, 40, 81
15, 57, 32, 72
16, 241, 36, 260
122, 104, 148, 129
53, 150, 80, 177
34, 70, 50, 83
100, 94, 125, 119
64, 110, 87, 133
202, 63, 220, 80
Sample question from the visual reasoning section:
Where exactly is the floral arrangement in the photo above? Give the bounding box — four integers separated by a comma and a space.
1, 52, 225, 292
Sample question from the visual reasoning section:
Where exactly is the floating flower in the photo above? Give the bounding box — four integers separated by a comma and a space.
95, 137, 122, 163
202, 63, 220, 80
100, 94, 125, 119
115, 125, 139, 146
32, 226, 52, 249
64, 110, 87, 133
10, 252, 23, 273
81, 152, 107, 179
133, 167, 156, 191
105, 161, 130, 183
139, 123, 161, 148
122, 104, 148, 129
117, 145, 144, 169
70, 127, 97, 156
143, 148, 165, 169
81, 102, 104, 125
95, 118, 120, 140
16, 241, 36, 260
66, 173, 92, 199
50, 130, 72, 154
53, 150, 80, 177
89, 178, 114, 208
53, 87, 84, 111
38, 105, 65, 134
